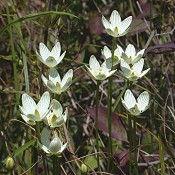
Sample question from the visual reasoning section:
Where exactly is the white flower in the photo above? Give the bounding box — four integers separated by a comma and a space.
122, 44, 145, 65
19, 91, 50, 125
119, 58, 150, 81
41, 68, 73, 94
45, 99, 68, 128
121, 89, 150, 115
39, 128, 68, 156
86, 55, 116, 81
102, 10, 132, 37
36, 42, 66, 68
102, 45, 124, 66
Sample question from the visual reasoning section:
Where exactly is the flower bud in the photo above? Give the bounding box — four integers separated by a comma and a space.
81, 163, 88, 174
5, 157, 15, 170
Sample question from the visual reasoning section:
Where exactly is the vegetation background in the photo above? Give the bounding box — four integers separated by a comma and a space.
0, 0, 175, 174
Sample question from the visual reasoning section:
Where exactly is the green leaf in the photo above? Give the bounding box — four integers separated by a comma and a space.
0, 11, 78, 35
13, 139, 36, 157
84, 156, 97, 169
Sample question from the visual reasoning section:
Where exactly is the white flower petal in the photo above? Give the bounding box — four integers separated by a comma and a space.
119, 16, 132, 34
102, 16, 110, 29
51, 99, 63, 116
51, 42, 61, 59
139, 68, 150, 78
61, 69, 73, 90
120, 59, 131, 76
39, 43, 50, 61
49, 69, 61, 84
89, 55, 100, 71
41, 128, 51, 148
21, 114, 36, 125
110, 10, 121, 28
58, 142, 68, 153
137, 91, 150, 112
38, 142, 50, 154
22, 93, 36, 114
133, 58, 144, 75
37, 91, 50, 116
125, 44, 136, 59
123, 89, 136, 109
49, 137, 62, 154
102, 46, 112, 60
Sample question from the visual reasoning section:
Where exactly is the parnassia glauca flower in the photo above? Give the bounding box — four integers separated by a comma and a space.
41, 68, 73, 94
119, 58, 150, 81
19, 91, 50, 125
121, 89, 150, 115
122, 44, 145, 65
86, 55, 116, 81
45, 99, 68, 128
102, 10, 132, 37
102, 45, 124, 66
36, 42, 66, 68
39, 128, 68, 156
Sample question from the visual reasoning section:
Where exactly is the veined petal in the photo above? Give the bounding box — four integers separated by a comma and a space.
51, 99, 63, 116
137, 91, 150, 112
122, 52, 130, 64
45, 57, 57, 68
49, 69, 61, 84
58, 142, 68, 153
61, 69, 73, 89
51, 42, 61, 59
139, 68, 150, 78
102, 46, 112, 60
21, 114, 36, 125
41, 128, 51, 148
133, 58, 144, 75
110, 10, 121, 27
37, 91, 50, 116
22, 93, 36, 114
39, 143, 50, 154
102, 16, 110, 29
39, 43, 50, 61
56, 51, 66, 64
125, 44, 136, 59
89, 55, 100, 71
123, 89, 136, 109
120, 59, 131, 76
133, 49, 145, 64
49, 137, 62, 154
119, 16, 132, 34
106, 28, 118, 37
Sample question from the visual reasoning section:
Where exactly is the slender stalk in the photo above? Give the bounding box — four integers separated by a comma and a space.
35, 122, 47, 175
107, 37, 116, 171
158, 136, 166, 175
128, 115, 139, 175
95, 80, 100, 170
52, 155, 60, 175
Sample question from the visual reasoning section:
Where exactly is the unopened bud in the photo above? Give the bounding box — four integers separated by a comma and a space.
81, 163, 88, 174
5, 157, 15, 170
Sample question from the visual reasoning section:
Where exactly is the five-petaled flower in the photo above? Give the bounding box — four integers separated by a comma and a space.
102, 10, 132, 37
102, 45, 123, 66
119, 58, 150, 81
36, 42, 66, 68
41, 68, 73, 94
86, 55, 116, 81
121, 44, 145, 65
19, 91, 50, 125
39, 128, 68, 156
45, 99, 68, 128
121, 89, 150, 116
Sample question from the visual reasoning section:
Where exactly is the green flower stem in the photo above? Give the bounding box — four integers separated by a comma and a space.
128, 115, 139, 175
158, 136, 166, 175
107, 37, 117, 171
53, 155, 60, 175
35, 122, 48, 175
95, 80, 100, 170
